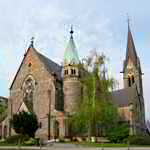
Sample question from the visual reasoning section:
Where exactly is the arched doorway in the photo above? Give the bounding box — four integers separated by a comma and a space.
54, 120, 59, 139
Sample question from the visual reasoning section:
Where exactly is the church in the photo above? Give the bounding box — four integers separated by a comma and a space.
0, 23, 146, 139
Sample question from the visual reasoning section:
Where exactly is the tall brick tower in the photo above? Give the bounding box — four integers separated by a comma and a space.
63, 26, 81, 115
122, 22, 145, 131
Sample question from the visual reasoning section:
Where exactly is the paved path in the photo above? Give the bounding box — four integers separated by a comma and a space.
0, 145, 150, 150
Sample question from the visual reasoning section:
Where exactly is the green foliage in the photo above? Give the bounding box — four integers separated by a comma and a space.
2, 135, 22, 145
24, 137, 38, 146
129, 135, 150, 145
0, 103, 7, 122
0, 135, 29, 146
0, 103, 7, 114
0, 135, 39, 146
11, 111, 39, 137
106, 123, 129, 143
70, 51, 119, 137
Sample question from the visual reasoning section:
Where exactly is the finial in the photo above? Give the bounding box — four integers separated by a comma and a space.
30, 37, 34, 47
70, 25, 74, 39
127, 14, 131, 29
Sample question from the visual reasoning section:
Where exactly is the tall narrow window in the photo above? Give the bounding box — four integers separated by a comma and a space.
23, 75, 35, 112
128, 77, 131, 87
71, 69, 74, 75
132, 75, 135, 84
73, 69, 76, 75
64, 70, 68, 75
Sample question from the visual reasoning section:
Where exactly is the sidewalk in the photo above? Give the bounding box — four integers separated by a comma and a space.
0, 145, 150, 150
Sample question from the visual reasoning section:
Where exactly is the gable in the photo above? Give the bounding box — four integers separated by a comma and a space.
10, 46, 62, 91
10, 46, 47, 90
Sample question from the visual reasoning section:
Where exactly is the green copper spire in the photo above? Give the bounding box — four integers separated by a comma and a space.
64, 26, 80, 65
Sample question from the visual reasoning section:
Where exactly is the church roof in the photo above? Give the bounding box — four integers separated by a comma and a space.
123, 24, 138, 72
111, 86, 138, 107
35, 51, 62, 80
64, 27, 80, 65
10, 41, 62, 89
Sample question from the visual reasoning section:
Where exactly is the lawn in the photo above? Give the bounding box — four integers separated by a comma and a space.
71, 142, 128, 147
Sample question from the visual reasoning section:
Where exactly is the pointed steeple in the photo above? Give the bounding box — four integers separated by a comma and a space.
64, 26, 79, 65
30, 37, 34, 48
123, 22, 138, 71
70, 25, 74, 39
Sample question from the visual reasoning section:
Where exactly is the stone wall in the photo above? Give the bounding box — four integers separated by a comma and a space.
8, 48, 62, 139
64, 77, 81, 114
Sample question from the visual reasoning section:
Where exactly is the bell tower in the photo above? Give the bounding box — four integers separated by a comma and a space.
123, 23, 143, 96
63, 26, 81, 114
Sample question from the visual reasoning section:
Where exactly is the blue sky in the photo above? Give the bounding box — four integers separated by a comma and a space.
0, 0, 150, 119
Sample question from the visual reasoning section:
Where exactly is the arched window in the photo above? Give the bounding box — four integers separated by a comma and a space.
132, 75, 135, 84
128, 77, 131, 87
22, 75, 35, 112
64, 70, 68, 75
73, 69, 76, 75
71, 69, 74, 75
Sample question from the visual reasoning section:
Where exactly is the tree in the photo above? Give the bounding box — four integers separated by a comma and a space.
0, 103, 7, 114
11, 111, 39, 138
69, 50, 119, 138
0, 103, 7, 122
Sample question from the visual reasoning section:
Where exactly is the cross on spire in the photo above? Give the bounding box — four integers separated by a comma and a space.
70, 25, 74, 39
127, 14, 131, 29
30, 37, 34, 48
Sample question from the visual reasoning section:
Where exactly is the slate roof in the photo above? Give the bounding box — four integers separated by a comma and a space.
35, 50, 62, 81
10, 44, 62, 89
111, 86, 138, 107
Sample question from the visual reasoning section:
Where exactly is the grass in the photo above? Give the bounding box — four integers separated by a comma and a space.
65, 141, 150, 147
69, 142, 128, 147
0, 135, 37, 146
1, 136, 150, 147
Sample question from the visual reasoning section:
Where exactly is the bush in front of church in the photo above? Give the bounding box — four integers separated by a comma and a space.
106, 123, 129, 143
128, 135, 150, 145
11, 111, 39, 138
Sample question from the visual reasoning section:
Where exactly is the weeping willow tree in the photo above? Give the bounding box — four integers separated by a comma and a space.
69, 50, 119, 138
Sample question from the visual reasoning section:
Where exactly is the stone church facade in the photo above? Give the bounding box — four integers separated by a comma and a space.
0, 24, 146, 139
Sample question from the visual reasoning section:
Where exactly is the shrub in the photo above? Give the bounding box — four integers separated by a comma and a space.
24, 138, 37, 146
129, 135, 150, 145
11, 111, 39, 138
0, 135, 30, 145
106, 123, 129, 143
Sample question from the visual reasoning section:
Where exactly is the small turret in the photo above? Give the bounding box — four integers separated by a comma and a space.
63, 26, 81, 114
64, 26, 80, 78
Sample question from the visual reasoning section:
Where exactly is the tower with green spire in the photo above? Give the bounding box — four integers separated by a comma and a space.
63, 26, 81, 116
